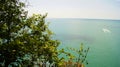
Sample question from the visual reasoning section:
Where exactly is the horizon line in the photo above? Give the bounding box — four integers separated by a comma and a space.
46, 17, 120, 21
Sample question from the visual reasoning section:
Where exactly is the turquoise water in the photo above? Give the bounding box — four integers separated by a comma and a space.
47, 18, 120, 67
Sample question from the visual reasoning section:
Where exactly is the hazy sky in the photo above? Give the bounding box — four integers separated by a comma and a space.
25, 0, 120, 19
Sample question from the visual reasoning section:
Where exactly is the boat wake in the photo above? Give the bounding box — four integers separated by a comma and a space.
102, 28, 111, 33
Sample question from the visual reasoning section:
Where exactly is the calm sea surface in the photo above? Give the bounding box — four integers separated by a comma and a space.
47, 18, 120, 67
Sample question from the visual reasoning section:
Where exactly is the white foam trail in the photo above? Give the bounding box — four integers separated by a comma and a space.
102, 28, 111, 33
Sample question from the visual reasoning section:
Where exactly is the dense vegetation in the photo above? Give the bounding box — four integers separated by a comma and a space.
0, 0, 60, 66
0, 0, 89, 67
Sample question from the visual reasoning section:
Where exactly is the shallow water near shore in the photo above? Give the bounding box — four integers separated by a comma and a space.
47, 18, 120, 67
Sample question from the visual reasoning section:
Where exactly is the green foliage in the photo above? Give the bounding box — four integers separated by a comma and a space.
0, 0, 60, 66
19, 14, 61, 66
67, 43, 90, 65
56, 43, 89, 67
0, 0, 27, 66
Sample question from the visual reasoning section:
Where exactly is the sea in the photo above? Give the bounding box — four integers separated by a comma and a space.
46, 18, 120, 67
